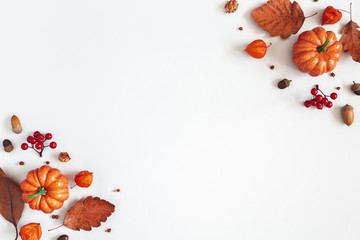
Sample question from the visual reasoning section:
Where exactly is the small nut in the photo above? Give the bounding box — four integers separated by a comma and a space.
351, 81, 360, 95
57, 235, 69, 240
3, 139, 13, 152
342, 104, 354, 126
58, 152, 71, 162
11, 115, 22, 134
278, 79, 292, 89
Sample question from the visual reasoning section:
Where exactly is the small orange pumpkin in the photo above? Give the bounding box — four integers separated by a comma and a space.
21, 165, 69, 214
292, 27, 342, 77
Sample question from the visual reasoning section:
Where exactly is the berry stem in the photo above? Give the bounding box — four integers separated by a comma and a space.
315, 85, 330, 98
70, 184, 77, 189
30, 145, 40, 154
316, 88, 328, 97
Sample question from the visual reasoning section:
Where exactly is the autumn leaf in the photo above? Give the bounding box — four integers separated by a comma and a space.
19, 223, 42, 240
251, 0, 305, 39
340, 20, 360, 62
0, 168, 24, 240
63, 196, 115, 231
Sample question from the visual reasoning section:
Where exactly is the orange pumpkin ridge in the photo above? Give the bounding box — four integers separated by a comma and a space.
21, 165, 69, 214
292, 27, 342, 77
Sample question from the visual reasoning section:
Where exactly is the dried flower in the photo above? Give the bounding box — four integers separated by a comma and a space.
74, 170, 93, 188
19, 223, 42, 240
58, 152, 71, 162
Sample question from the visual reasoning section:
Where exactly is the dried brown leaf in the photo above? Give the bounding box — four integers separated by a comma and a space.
0, 168, 24, 240
63, 196, 115, 231
251, 0, 305, 39
340, 21, 360, 62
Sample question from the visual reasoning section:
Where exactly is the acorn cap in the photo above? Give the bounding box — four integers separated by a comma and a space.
351, 81, 360, 92
342, 104, 354, 112
3, 139, 12, 147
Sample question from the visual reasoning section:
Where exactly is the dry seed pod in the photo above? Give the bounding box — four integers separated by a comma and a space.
58, 152, 71, 162
11, 115, 22, 134
224, 0, 238, 13
351, 81, 360, 95
3, 139, 14, 152
342, 104, 354, 126
278, 79, 292, 89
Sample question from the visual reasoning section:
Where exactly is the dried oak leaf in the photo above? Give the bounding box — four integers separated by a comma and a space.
63, 196, 115, 231
340, 21, 360, 62
0, 168, 24, 240
251, 0, 305, 39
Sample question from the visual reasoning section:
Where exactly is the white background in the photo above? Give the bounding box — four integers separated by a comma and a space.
0, 0, 359, 239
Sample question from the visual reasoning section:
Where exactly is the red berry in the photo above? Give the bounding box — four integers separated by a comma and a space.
330, 92, 338, 100
311, 88, 318, 95
35, 143, 43, 150
49, 142, 57, 149
33, 131, 40, 137
27, 136, 36, 144
322, 98, 329, 105
304, 101, 311, 108
37, 134, 44, 140
326, 101, 333, 108
37, 135, 45, 143
315, 95, 323, 102
310, 99, 317, 106
45, 133, 52, 140
316, 102, 323, 110
21, 143, 28, 150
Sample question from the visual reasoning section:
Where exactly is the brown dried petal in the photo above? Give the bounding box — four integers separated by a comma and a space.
58, 152, 71, 162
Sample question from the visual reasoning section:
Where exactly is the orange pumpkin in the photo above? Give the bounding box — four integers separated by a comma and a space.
292, 27, 342, 77
21, 165, 69, 213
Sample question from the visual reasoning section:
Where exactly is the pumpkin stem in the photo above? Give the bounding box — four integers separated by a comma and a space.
317, 39, 331, 53
27, 187, 47, 199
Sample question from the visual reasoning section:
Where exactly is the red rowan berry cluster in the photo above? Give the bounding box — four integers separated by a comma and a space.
304, 85, 337, 110
21, 131, 57, 157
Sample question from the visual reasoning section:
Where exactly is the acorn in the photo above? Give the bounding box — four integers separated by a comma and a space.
342, 104, 354, 126
11, 115, 22, 134
278, 79, 292, 89
3, 139, 14, 152
351, 81, 360, 95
